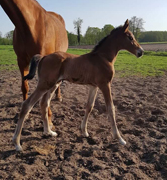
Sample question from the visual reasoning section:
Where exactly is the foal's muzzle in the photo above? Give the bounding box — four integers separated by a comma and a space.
137, 48, 144, 58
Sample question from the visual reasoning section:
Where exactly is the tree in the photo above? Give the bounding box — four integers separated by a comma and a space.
139, 31, 167, 42
101, 24, 114, 36
73, 18, 83, 45
5, 30, 13, 44
0, 30, 13, 45
5, 30, 13, 40
67, 31, 78, 46
0, 30, 14, 45
84, 27, 101, 45
129, 16, 145, 40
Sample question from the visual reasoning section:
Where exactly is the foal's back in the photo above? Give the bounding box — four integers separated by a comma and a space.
38, 51, 114, 86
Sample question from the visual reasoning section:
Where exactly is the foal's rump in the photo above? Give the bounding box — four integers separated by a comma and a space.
23, 52, 66, 82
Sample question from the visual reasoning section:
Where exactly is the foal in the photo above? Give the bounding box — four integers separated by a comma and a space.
13, 20, 144, 151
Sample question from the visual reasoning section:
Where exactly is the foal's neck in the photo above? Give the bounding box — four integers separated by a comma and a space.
0, 0, 44, 36
97, 42, 119, 63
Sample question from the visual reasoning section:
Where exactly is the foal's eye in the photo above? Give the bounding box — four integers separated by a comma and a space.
128, 36, 133, 41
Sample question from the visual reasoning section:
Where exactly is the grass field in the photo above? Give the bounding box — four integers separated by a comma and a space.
0, 45, 167, 77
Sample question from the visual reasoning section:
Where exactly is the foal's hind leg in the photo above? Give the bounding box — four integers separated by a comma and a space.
99, 83, 126, 145
48, 83, 61, 128
12, 86, 47, 151
40, 83, 61, 136
81, 86, 98, 137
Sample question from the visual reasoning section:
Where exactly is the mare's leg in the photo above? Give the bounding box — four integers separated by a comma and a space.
99, 83, 126, 145
81, 86, 98, 137
12, 86, 47, 151
18, 57, 29, 100
40, 83, 61, 136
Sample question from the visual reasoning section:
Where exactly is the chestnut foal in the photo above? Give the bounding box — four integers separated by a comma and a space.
13, 20, 144, 151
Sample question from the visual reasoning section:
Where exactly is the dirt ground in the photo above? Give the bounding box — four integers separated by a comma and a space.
0, 70, 167, 180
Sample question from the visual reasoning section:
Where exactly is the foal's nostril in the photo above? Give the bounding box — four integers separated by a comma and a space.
137, 49, 144, 58
138, 51, 142, 57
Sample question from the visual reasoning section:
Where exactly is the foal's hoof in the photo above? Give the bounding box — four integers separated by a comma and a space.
119, 137, 126, 145
44, 130, 58, 137
82, 131, 89, 137
15, 145, 23, 152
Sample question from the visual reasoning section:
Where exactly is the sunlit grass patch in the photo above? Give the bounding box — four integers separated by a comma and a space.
0, 45, 17, 70
115, 51, 167, 77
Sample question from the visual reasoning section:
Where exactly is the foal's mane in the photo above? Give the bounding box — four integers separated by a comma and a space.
92, 26, 123, 53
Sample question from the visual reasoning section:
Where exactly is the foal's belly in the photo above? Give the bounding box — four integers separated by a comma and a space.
59, 73, 96, 86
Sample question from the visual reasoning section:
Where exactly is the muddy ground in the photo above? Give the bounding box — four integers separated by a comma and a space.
0, 70, 167, 180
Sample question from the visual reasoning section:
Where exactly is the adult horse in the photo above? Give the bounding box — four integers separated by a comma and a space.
0, 0, 68, 126
13, 20, 144, 151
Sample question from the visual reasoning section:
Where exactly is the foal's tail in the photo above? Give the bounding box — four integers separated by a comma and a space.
24, 54, 43, 80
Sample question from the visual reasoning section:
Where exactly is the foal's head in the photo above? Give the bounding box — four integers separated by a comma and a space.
110, 20, 144, 58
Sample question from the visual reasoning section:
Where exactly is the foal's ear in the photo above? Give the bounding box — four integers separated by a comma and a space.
122, 19, 129, 32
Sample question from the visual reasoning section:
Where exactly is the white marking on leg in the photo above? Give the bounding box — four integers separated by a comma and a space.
43, 130, 58, 137
40, 83, 60, 136
100, 83, 126, 145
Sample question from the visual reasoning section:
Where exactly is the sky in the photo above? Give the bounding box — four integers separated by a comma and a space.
0, 0, 167, 37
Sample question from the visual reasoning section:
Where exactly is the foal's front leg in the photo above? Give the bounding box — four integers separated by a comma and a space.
81, 86, 98, 137
100, 83, 126, 145
40, 84, 60, 136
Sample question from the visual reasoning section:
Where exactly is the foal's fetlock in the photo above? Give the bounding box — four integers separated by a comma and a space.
114, 134, 126, 145
81, 123, 89, 137
49, 122, 54, 130
12, 137, 23, 151
82, 131, 89, 137
112, 132, 126, 145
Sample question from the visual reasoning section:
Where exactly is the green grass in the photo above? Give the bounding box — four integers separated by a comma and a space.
0, 45, 17, 70
115, 51, 167, 77
67, 48, 90, 55
0, 45, 167, 77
